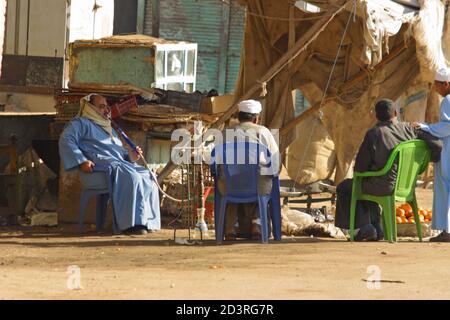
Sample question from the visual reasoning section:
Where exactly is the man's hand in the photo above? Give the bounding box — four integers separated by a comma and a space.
412, 122, 422, 129
80, 160, 95, 173
129, 146, 143, 162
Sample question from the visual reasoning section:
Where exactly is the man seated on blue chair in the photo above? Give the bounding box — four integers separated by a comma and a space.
218, 99, 280, 240
334, 99, 442, 241
59, 93, 161, 235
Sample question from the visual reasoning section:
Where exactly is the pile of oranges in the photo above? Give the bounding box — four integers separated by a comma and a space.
395, 203, 432, 224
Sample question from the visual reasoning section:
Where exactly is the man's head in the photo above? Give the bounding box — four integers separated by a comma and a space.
434, 67, 450, 97
374, 99, 397, 122
237, 99, 262, 123
89, 94, 110, 117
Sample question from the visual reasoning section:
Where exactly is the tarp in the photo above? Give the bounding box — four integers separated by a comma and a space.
235, 0, 449, 184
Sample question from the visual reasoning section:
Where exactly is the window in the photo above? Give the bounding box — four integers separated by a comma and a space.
295, 1, 321, 13
154, 43, 197, 93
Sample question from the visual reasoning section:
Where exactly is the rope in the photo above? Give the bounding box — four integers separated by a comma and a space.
253, 2, 354, 86
148, 168, 185, 203
246, 10, 333, 22
290, 1, 355, 191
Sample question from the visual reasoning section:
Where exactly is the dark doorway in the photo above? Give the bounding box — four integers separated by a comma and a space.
113, 0, 138, 35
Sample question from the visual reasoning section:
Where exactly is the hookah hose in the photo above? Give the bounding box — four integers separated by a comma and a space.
110, 120, 184, 203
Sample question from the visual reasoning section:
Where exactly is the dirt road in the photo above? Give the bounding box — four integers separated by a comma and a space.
1, 188, 449, 300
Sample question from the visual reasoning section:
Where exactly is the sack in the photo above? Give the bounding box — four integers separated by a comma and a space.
286, 116, 336, 185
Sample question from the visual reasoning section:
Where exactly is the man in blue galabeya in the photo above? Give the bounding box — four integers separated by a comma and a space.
59, 94, 161, 235
414, 67, 450, 242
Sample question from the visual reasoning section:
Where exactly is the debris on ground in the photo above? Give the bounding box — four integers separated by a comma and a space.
282, 205, 346, 239
30, 212, 58, 227
174, 238, 202, 245
362, 279, 405, 284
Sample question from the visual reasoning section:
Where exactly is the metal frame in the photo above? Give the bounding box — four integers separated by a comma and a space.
154, 43, 197, 92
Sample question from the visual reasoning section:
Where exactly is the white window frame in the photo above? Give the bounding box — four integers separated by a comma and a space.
154, 43, 197, 92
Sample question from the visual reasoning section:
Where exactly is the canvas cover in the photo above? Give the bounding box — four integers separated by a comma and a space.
233, 0, 449, 184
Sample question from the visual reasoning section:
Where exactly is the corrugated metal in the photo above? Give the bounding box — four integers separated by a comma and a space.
159, 0, 222, 93
143, 0, 244, 94
295, 89, 310, 116
144, 0, 152, 35
226, 1, 245, 93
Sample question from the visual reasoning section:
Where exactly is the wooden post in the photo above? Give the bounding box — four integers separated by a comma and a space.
288, 0, 295, 66
289, 1, 297, 110
209, 0, 350, 131
136, 0, 146, 34
9, 135, 18, 174
157, 0, 351, 183
152, 0, 160, 38
281, 41, 412, 144
338, 39, 411, 93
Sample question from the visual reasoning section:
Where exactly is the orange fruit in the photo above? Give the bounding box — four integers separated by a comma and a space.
396, 217, 403, 224
401, 203, 413, 213
405, 211, 414, 219
401, 217, 408, 223
419, 215, 425, 223
419, 209, 427, 216
408, 217, 415, 224
396, 208, 405, 217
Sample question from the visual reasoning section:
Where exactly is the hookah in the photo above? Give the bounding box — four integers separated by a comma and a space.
192, 121, 208, 239
118, 119, 210, 240
110, 119, 184, 203
88, 99, 184, 203
90, 100, 209, 237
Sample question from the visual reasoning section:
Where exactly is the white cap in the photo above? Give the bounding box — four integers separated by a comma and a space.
435, 67, 450, 82
238, 99, 262, 114
81, 93, 100, 104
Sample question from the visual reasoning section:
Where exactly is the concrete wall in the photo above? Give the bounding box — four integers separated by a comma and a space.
68, 0, 114, 42
0, 92, 55, 112
5, 0, 66, 57
0, 0, 114, 112
1, 0, 64, 112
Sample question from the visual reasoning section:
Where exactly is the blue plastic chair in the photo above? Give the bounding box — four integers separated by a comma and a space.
210, 142, 282, 244
78, 164, 116, 233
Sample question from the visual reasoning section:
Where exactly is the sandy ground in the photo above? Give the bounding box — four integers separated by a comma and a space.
1, 188, 450, 300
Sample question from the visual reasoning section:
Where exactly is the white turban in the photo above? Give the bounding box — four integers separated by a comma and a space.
435, 67, 450, 82
238, 99, 262, 114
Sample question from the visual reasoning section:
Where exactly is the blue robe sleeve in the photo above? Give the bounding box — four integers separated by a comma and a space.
421, 97, 450, 138
59, 119, 89, 171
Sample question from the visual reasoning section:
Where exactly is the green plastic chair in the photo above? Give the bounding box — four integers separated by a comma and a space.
349, 140, 431, 243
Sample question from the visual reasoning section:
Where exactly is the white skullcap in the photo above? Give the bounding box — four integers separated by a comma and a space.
238, 99, 262, 114
81, 93, 100, 104
435, 67, 450, 82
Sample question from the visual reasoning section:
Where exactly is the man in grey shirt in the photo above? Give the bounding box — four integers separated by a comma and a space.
335, 99, 442, 241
